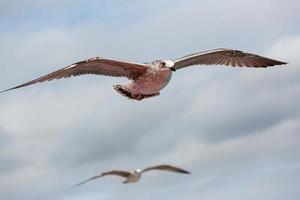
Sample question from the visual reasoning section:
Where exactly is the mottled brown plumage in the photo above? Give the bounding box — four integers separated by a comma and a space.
1, 48, 287, 100
0, 57, 148, 93
141, 164, 190, 174
173, 48, 286, 69
72, 164, 190, 187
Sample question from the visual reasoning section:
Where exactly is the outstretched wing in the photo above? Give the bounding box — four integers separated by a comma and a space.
1, 57, 149, 93
142, 164, 190, 174
173, 48, 287, 70
72, 170, 131, 188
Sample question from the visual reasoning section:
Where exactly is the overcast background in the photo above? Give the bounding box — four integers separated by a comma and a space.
0, 0, 299, 199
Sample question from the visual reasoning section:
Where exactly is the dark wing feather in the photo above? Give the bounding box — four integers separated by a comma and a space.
173, 48, 287, 70
1, 57, 148, 93
101, 170, 131, 178
142, 164, 190, 174
72, 170, 131, 188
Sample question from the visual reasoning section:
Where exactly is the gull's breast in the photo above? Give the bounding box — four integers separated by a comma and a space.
127, 173, 141, 183
132, 68, 172, 94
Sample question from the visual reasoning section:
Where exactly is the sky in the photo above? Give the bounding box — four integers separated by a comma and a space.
0, 0, 299, 199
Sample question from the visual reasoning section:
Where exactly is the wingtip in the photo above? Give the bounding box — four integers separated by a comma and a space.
0, 86, 20, 94
178, 169, 191, 174
280, 61, 288, 65
272, 61, 288, 67
0, 89, 11, 94
71, 174, 103, 189
71, 180, 88, 189
260, 60, 287, 68
71, 184, 80, 189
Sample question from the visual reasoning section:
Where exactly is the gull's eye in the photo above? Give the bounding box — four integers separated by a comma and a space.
162, 62, 166, 66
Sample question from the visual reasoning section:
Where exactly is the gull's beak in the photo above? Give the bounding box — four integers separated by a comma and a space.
170, 67, 176, 72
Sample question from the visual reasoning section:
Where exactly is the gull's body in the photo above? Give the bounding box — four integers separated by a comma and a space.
123, 169, 142, 183
122, 60, 173, 99
1, 48, 287, 100
72, 164, 190, 187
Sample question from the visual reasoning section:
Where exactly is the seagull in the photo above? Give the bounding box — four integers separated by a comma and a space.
72, 164, 190, 187
1, 48, 286, 100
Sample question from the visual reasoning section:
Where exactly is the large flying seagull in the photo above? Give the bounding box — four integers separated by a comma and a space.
72, 164, 190, 187
1, 48, 286, 100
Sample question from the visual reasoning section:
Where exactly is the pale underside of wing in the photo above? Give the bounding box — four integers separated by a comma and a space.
72, 170, 131, 188
141, 164, 190, 174
1, 57, 149, 93
173, 48, 287, 70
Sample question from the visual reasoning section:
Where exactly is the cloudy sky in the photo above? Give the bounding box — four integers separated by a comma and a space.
0, 0, 299, 199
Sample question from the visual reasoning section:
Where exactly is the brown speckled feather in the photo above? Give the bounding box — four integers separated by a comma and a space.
72, 170, 131, 188
1, 57, 148, 93
101, 170, 131, 178
142, 164, 190, 174
173, 48, 287, 70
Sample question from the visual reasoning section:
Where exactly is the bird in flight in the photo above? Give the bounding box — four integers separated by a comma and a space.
1, 48, 286, 100
72, 164, 190, 187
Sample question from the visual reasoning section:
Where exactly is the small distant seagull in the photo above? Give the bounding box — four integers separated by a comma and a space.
72, 164, 190, 187
1, 48, 286, 100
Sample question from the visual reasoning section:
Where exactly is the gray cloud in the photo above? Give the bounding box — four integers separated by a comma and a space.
0, 128, 19, 175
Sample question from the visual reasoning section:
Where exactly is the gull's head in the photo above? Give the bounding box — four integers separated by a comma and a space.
159, 60, 175, 71
133, 169, 142, 174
